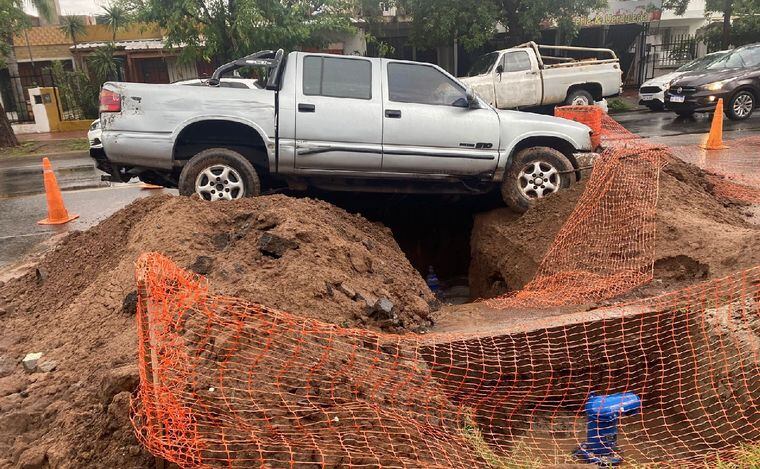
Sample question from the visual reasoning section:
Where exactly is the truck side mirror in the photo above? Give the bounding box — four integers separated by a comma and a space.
495, 64, 504, 74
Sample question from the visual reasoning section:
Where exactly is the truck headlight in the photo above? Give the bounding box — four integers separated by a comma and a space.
704, 79, 732, 91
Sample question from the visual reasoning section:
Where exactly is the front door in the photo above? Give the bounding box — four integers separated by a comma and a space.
494, 50, 542, 108
381, 61, 500, 176
294, 54, 382, 171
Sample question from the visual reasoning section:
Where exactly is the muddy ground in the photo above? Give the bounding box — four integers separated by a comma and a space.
0, 151, 757, 467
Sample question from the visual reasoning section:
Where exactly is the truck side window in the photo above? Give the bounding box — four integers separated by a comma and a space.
502, 52, 532, 72
387, 63, 465, 106
303, 56, 372, 99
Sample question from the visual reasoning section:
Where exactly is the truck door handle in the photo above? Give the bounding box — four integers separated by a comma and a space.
298, 103, 316, 113
385, 109, 402, 118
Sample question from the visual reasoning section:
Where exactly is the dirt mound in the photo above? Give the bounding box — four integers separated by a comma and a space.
470, 154, 760, 300
0, 194, 434, 468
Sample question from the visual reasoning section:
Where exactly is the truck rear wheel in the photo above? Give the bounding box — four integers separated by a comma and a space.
178, 148, 261, 201
565, 89, 594, 106
501, 147, 574, 213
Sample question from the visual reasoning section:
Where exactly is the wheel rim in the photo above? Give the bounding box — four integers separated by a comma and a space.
518, 161, 561, 200
733, 93, 753, 118
572, 95, 591, 106
195, 164, 245, 201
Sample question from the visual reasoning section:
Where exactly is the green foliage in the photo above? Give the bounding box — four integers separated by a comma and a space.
48, 61, 100, 119
0, 0, 30, 64
87, 43, 122, 83
59, 15, 86, 44
399, 0, 607, 52
123, 0, 358, 64
101, 3, 131, 41
399, 0, 498, 51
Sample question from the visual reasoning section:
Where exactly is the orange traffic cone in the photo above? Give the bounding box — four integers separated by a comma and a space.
701, 98, 728, 150
37, 157, 79, 225
140, 183, 163, 190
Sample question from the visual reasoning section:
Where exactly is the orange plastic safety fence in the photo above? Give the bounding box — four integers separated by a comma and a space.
131, 112, 760, 468
488, 144, 667, 309
132, 253, 760, 468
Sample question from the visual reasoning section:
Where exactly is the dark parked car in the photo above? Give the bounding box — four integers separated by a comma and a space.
666, 43, 760, 120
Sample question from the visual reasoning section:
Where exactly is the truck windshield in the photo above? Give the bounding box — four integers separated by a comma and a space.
466, 52, 499, 77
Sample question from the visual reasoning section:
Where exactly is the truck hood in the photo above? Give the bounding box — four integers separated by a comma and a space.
497, 109, 593, 151
641, 71, 683, 90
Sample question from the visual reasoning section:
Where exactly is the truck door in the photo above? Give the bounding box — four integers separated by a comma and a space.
494, 50, 542, 108
381, 61, 500, 176
295, 54, 382, 171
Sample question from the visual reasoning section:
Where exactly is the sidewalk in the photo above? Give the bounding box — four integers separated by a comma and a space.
17, 130, 88, 142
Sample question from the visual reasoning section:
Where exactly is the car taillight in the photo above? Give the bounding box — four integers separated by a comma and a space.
99, 89, 121, 113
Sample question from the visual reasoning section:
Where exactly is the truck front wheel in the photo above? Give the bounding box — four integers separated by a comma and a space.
501, 147, 574, 213
178, 148, 261, 201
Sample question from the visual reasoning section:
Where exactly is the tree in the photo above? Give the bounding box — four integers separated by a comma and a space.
0, 0, 55, 148
398, 0, 607, 53
399, 0, 498, 52
87, 43, 121, 83
101, 3, 130, 41
662, 0, 755, 49
59, 14, 85, 45
124, 0, 358, 64
59, 14, 86, 69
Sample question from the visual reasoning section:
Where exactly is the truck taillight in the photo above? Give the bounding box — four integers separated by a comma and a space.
99, 89, 121, 113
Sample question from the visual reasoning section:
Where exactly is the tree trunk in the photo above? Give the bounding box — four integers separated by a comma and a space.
0, 101, 19, 148
722, 0, 732, 49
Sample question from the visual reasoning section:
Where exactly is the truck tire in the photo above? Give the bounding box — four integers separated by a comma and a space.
178, 148, 261, 201
501, 147, 574, 213
565, 89, 594, 106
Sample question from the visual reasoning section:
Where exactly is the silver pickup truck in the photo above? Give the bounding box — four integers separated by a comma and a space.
95, 49, 595, 212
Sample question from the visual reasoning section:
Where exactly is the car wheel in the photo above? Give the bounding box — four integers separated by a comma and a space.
178, 148, 261, 201
727, 90, 755, 121
501, 147, 574, 213
565, 89, 595, 106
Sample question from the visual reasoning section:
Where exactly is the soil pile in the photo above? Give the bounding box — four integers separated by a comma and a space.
470, 154, 760, 300
0, 194, 434, 468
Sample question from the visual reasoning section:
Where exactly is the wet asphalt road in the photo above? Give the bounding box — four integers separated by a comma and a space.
0, 108, 757, 268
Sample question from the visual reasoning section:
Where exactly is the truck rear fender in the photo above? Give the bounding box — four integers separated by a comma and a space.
567, 82, 603, 102
172, 117, 272, 173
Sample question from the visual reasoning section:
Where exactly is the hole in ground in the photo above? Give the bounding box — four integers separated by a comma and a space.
312, 191, 505, 303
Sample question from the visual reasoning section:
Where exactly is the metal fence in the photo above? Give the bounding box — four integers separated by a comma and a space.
0, 70, 55, 123
643, 34, 700, 80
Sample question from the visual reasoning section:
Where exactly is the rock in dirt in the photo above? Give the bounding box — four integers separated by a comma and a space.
0, 356, 14, 378
37, 360, 57, 373
189, 255, 214, 275
99, 364, 139, 407
259, 232, 298, 258
21, 353, 42, 373
121, 291, 138, 315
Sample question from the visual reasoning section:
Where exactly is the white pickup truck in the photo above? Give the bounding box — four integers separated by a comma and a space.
460, 42, 623, 109
95, 49, 595, 212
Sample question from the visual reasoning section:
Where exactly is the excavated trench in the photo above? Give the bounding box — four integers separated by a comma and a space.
313, 190, 505, 302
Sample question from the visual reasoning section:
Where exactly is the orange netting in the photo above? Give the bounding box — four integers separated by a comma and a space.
131, 112, 760, 467
132, 253, 760, 468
